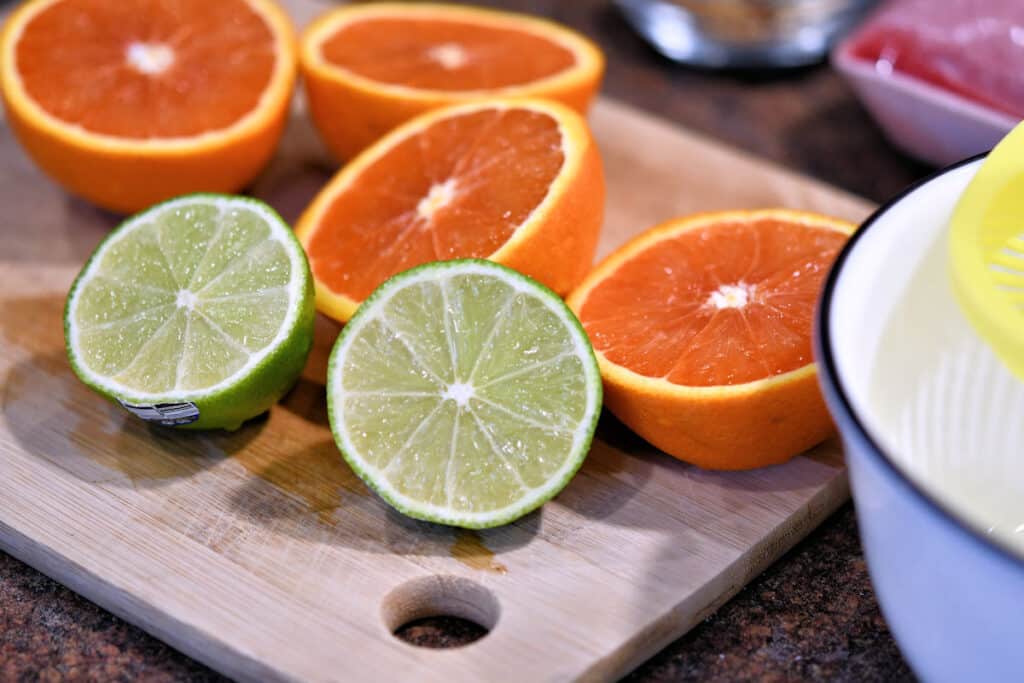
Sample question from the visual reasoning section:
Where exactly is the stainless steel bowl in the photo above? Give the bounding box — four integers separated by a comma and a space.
616, 0, 878, 68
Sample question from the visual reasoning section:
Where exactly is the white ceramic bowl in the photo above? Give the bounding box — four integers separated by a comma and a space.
815, 157, 1024, 682
832, 40, 1018, 167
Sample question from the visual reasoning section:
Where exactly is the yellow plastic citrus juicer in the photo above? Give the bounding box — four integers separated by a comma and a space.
949, 121, 1024, 381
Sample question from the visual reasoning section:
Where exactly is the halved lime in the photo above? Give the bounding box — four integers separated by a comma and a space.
65, 194, 315, 430
327, 259, 602, 528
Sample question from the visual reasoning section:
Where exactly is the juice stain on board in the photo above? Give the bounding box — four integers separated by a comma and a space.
451, 530, 507, 574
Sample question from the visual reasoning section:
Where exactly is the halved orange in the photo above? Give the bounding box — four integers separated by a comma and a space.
0, 0, 296, 213
300, 2, 604, 160
296, 98, 604, 323
568, 210, 854, 470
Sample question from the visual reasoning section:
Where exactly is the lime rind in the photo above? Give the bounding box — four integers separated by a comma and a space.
65, 193, 315, 430
326, 259, 602, 529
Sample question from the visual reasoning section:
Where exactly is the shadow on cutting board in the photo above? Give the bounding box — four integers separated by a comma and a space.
1, 294, 259, 488
2, 349, 255, 488
226, 428, 542, 560
559, 411, 840, 528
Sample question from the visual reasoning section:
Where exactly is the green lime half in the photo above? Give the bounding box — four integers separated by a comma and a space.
65, 194, 315, 430
327, 259, 602, 529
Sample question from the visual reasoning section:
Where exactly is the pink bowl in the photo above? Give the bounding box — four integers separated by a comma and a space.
832, 37, 1019, 166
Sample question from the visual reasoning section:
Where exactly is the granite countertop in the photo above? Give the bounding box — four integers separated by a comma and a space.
1, 0, 927, 680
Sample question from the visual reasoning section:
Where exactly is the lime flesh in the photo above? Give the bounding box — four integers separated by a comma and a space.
65, 194, 315, 430
327, 259, 602, 528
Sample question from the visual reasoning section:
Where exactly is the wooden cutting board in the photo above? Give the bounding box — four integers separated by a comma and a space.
0, 3, 873, 680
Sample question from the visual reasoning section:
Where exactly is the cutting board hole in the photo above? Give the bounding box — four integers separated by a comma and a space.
383, 575, 499, 649
393, 616, 488, 649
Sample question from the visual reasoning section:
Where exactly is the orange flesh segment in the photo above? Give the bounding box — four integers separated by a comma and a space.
320, 17, 576, 91
307, 107, 565, 301
579, 218, 846, 387
15, 0, 276, 138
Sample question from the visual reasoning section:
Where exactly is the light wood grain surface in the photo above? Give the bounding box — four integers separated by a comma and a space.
0, 1, 874, 680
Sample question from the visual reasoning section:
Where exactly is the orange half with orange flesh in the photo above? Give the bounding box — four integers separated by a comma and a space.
300, 2, 604, 160
568, 209, 854, 470
0, 0, 296, 213
296, 98, 605, 323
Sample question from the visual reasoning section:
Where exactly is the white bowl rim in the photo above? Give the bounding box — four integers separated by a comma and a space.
814, 152, 1024, 569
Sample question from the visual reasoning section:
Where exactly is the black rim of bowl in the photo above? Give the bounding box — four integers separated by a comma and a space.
815, 151, 1024, 570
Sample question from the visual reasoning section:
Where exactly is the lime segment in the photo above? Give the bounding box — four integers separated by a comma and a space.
327, 259, 602, 528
